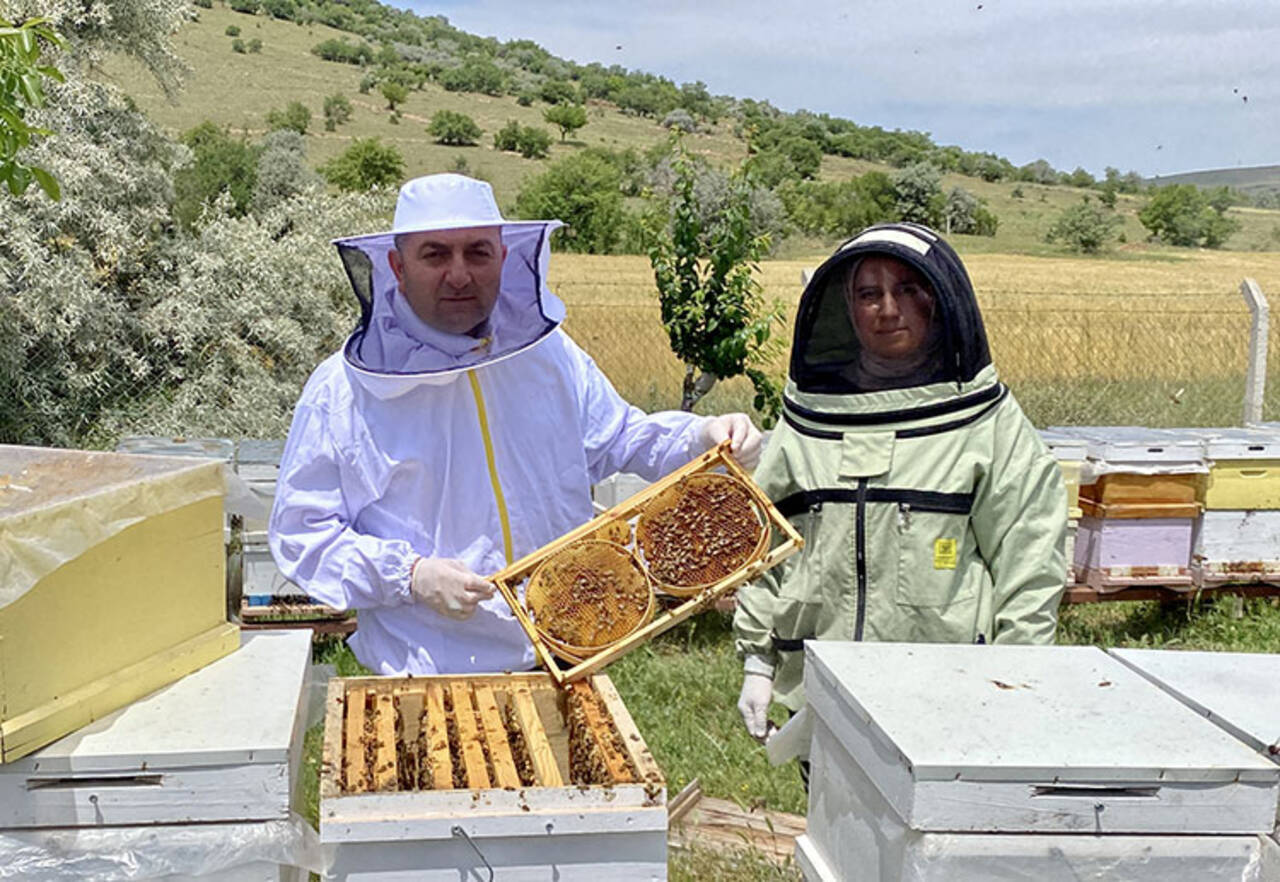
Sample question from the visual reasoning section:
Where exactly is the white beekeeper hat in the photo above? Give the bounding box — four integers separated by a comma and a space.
334, 174, 566, 391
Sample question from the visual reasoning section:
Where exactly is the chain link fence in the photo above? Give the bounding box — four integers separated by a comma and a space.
7, 254, 1277, 449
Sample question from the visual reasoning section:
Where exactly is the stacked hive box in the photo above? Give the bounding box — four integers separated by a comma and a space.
235, 439, 306, 606
0, 631, 317, 880
1038, 430, 1087, 584
1051, 426, 1205, 591
1188, 427, 1280, 586
319, 672, 667, 881
795, 642, 1280, 882
0, 445, 239, 762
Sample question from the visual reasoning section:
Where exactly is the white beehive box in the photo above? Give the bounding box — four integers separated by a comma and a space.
799, 642, 1280, 881
0, 630, 313, 880
804, 642, 1278, 833
320, 672, 666, 881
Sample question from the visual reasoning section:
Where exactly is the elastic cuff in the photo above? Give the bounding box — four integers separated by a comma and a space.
392, 554, 420, 605
743, 654, 776, 679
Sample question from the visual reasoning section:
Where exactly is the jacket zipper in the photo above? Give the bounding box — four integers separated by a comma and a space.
467, 370, 514, 565
855, 477, 868, 641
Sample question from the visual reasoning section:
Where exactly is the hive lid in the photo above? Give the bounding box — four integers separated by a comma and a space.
1179, 427, 1280, 461
0, 445, 224, 610
4, 631, 311, 774
236, 438, 286, 469
804, 642, 1278, 834
115, 435, 235, 462
1037, 430, 1088, 462
1047, 426, 1205, 473
1110, 648, 1280, 759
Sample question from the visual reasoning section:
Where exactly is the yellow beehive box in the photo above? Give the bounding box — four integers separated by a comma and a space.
0, 445, 239, 762
1194, 429, 1280, 511
1040, 431, 1087, 519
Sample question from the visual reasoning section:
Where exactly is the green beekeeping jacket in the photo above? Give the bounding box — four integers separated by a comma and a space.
734, 223, 1067, 711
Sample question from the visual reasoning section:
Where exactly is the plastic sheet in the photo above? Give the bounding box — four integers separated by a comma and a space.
0, 812, 331, 880
805, 715, 1276, 882
0, 445, 224, 609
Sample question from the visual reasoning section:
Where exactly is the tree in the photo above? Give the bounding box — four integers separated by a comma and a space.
643, 142, 785, 421
1138, 184, 1241, 248
543, 103, 586, 141
379, 80, 408, 111
943, 186, 997, 236
495, 121, 551, 159
514, 152, 625, 253
892, 161, 944, 226
538, 78, 577, 105
661, 109, 697, 134
428, 109, 481, 145
266, 101, 310, 135
0, 15, 64, 199
1045, 197, 1122, 253
319, 137, 404, 191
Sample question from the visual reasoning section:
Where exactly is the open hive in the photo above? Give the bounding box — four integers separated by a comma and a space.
320, 673, 667, 880
636, 472, 768, 596
526, 540, 654, 662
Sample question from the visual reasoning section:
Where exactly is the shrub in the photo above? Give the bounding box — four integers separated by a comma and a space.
173, 123, 258, 227
514, 152, 625, 253
543, 103, 587, 141
1139, 184, 1241, 248
311, 38, 373, 66
891, 161, 944, 226
323, 93, 352, 129
515, 125, 552, 159
252, 129, 318, 212
225, 25, 241, 37
428, 109, 482, 145
1045, 198, 1122, 253
265, 101, 310, 135
319, 137, 404, 191
231, 38, 246, 53
247, 37, 262, 53
228, 0, 258, 13
379, 80, 408, 111
661, 109, 697, 133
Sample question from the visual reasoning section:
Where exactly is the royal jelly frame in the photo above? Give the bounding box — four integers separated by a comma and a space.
490, 441, 803, 687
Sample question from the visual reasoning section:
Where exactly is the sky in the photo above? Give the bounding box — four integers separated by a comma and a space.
400, 0, 1278, 179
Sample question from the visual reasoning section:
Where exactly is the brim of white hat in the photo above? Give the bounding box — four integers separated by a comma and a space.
333, 218, 561, 248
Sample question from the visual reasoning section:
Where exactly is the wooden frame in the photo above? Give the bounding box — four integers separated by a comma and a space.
490, 442, 804, 686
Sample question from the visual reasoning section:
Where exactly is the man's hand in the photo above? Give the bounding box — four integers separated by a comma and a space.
701, 413, 764, 470
737, 670, 774, 741
410, 558, 496, 620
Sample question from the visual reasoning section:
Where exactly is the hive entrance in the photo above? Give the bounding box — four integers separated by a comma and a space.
335, 677, 638, 794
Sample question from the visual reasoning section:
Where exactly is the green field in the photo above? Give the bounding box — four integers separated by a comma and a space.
102, 4, 1280, 256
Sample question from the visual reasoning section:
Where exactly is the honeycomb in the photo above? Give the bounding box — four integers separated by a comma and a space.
526, 540, 653, 652
567, 684, 637, 786
636, 473, 765, 594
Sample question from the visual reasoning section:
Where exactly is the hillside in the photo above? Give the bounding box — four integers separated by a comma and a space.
101, 3, 1280, 255
1149, 164, 1280, 199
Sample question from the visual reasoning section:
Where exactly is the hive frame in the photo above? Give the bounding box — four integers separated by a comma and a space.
490, 442, 803, 687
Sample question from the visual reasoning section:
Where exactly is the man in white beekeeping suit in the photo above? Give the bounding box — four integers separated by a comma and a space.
269, 173, 762, 675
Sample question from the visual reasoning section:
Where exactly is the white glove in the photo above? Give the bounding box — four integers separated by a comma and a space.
701, 413, 764, 470
737, 671, 774, 741
410, 558, 496, 620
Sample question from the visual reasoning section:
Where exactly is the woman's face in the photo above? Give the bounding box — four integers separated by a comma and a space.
844, 256, 936, 361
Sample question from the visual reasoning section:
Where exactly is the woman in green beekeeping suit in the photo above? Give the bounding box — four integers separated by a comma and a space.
734, 222, 1067, 744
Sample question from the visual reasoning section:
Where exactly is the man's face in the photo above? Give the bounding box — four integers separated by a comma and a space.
844, 255, 936, 361
387, 226, 507, 336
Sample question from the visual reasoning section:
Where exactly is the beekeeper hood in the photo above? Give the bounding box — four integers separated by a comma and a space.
790, 222, 992, 395
334, 174, 565, 395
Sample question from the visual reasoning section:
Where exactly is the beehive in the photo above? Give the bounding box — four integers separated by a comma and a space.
1181, 428, 1280, 586
797, 642, 1280, 882
492, 442, 801, 686
0, 445, 239, 762
320, 673, 667, 881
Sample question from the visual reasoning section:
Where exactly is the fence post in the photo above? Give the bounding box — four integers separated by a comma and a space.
1241, 277, 1269, 425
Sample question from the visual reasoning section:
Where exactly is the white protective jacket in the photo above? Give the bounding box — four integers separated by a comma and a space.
269, 176, 707, 675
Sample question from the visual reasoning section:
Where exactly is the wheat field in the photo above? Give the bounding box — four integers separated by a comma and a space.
549, 250, 1280, 427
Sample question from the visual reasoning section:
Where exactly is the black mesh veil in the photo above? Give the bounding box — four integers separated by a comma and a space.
789, 223, 993, 394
